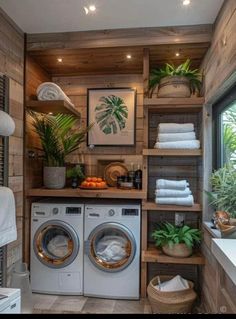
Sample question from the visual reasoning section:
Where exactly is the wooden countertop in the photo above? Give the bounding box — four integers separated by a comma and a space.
26, 187, 147, 199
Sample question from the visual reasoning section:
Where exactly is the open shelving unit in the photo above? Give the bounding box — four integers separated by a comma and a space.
26, 100, 81, 117
141, 49, 205, 298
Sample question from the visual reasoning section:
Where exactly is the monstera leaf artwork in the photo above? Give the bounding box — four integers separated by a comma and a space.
95, 95, 128, 135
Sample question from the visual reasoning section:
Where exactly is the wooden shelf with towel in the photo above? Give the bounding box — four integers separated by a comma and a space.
26, 100, 81, 117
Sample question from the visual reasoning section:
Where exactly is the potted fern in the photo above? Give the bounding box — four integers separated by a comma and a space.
152, 222, 201, 258
149, 59, 202, 98
29, 111, 91, 189
66, 165, 85, 189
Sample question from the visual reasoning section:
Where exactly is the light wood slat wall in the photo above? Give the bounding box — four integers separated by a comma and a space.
0, 9, 24, 282
52, 74, 144, 177
202, 0, 236, 104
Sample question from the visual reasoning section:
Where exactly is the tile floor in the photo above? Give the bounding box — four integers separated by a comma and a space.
32, 293, 152, 314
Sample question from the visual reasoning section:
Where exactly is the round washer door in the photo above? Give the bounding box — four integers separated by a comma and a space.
33, 220, 79, 269
86, 222, 136, 272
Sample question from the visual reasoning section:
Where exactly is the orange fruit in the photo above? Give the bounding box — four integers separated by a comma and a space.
97, 178, 103, 183
100, 181, 107, 188
96, 182, 102, 188
86, 177, 92, 182
81, 181, 87, 187
91, 177, 98, 182
89, 182, 96, 188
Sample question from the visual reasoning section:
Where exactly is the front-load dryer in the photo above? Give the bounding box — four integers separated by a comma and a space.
30, 199, 84, 295
84, 203, 141, 299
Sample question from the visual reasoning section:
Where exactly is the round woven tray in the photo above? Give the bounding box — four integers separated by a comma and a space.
104, 162, 128, 187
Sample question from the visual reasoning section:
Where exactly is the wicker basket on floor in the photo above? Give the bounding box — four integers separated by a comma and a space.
147, 275, 197, 314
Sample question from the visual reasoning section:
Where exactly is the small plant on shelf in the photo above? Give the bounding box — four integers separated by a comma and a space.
152, 222, 201, 258
149, 59, 202, 98
66, 165, 85, 189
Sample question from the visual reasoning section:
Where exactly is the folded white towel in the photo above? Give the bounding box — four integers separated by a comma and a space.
155, 195, 194, 206
154, 140, 200, 149
37, 82, 75, 108
157, 132, 196, 143
0, 111, 15, 137
158, 123, 194, 134
0, 187, 17, 246
155, 188, 192, 198
156, 179, 189, 190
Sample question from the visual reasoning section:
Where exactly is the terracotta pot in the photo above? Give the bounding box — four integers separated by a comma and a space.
162, 243, 192, 258
43, 167, 66, 189
158, 76, 191, 98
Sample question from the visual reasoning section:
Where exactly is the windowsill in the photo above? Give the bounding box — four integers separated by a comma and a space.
211, 239, 236, 286
203, 221, 221, 238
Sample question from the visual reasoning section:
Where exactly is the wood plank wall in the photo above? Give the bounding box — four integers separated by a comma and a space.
52, 74, 144, 175
201, 0, 236, 312
202, 0, 236, 104
0, 9, 24, 281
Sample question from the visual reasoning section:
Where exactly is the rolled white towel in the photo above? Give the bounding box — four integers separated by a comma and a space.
37, 82, 75, 108
0, 110, 15, 137
157, 132, 196, 143
158, 123, 194, 134
155, 188, 192, 198
155, 195, 194, 207
156, 179, 189, 190
154, 140, 200, 149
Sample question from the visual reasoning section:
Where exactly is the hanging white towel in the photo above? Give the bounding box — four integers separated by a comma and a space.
36, 82, 75, 108
157, 132, 196, 143
158, 123, 194, 134
155, 188, 192, 198
156, 179, 189, 190
0, 111, 15, 137
155, 195, 194, 206
154, 140, 200, 149
0, 187, 17, 246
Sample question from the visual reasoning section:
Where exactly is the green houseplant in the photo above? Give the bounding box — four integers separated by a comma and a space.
66, 165, 85, 189
149, 59, 202, 98
152, 222, 201, 258
29, 111, 92, 189
205, 164, 236, 219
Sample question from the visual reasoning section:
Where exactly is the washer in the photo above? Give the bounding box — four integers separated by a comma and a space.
30, 199, 84, 295
84, 203, 141, 300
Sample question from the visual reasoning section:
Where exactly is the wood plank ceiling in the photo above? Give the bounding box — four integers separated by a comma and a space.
28, 43, 210, 76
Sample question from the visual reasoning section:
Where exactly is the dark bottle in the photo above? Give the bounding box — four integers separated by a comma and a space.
128, 163, 135, 188
134, 164, 142, 190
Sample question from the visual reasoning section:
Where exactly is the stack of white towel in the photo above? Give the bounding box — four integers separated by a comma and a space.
155, 179, 194, 206
154, 123, 200, 149
36, 82, 75, 108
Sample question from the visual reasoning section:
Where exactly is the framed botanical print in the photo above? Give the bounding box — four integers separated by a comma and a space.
87, 88, 136, 146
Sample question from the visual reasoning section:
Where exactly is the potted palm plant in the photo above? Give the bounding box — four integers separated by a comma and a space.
152, 222, 201, 258
29, 111, 92, 189
149, 59, 202, 98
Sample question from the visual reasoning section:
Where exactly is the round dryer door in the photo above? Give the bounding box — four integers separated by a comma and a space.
86, 222, 136, 272
33, 220, 79, 269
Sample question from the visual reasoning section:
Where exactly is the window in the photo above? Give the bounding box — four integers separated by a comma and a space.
213, 85, 236, 168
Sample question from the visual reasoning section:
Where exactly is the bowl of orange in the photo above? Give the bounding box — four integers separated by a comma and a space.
80, 177, 108, 189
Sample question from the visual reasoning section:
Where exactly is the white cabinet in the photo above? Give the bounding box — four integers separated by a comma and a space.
0, 288, 21, 314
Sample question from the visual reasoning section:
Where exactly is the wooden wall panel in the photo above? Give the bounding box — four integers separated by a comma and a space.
202, 0, 236, 103
0, 9, 24, 277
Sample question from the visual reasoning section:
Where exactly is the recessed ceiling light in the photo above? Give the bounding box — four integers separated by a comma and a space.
48, 112, 53, 115
175, 52, 180, 57
183, 0, 190, 5
57, 58, 63, 63
89, 5, 96, 12
126, 54, 132, 59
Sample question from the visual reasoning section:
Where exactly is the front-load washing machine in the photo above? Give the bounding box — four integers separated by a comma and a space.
30, 199, 84, 295
84, 203, 141, 299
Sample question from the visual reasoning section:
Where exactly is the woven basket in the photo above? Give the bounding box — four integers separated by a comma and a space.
147, 275, 197, 314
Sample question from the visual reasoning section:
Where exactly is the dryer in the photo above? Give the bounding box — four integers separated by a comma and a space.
84, 203, 141, 299
30, 199, 84, 295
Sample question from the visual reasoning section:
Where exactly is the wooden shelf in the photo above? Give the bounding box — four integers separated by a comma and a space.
142, 246, 205, 265
144, 97, 204, 109
143, 149, 202, 157
142, 201, 202, 212
26, 187, 147, 199
26, 100, 81, 117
